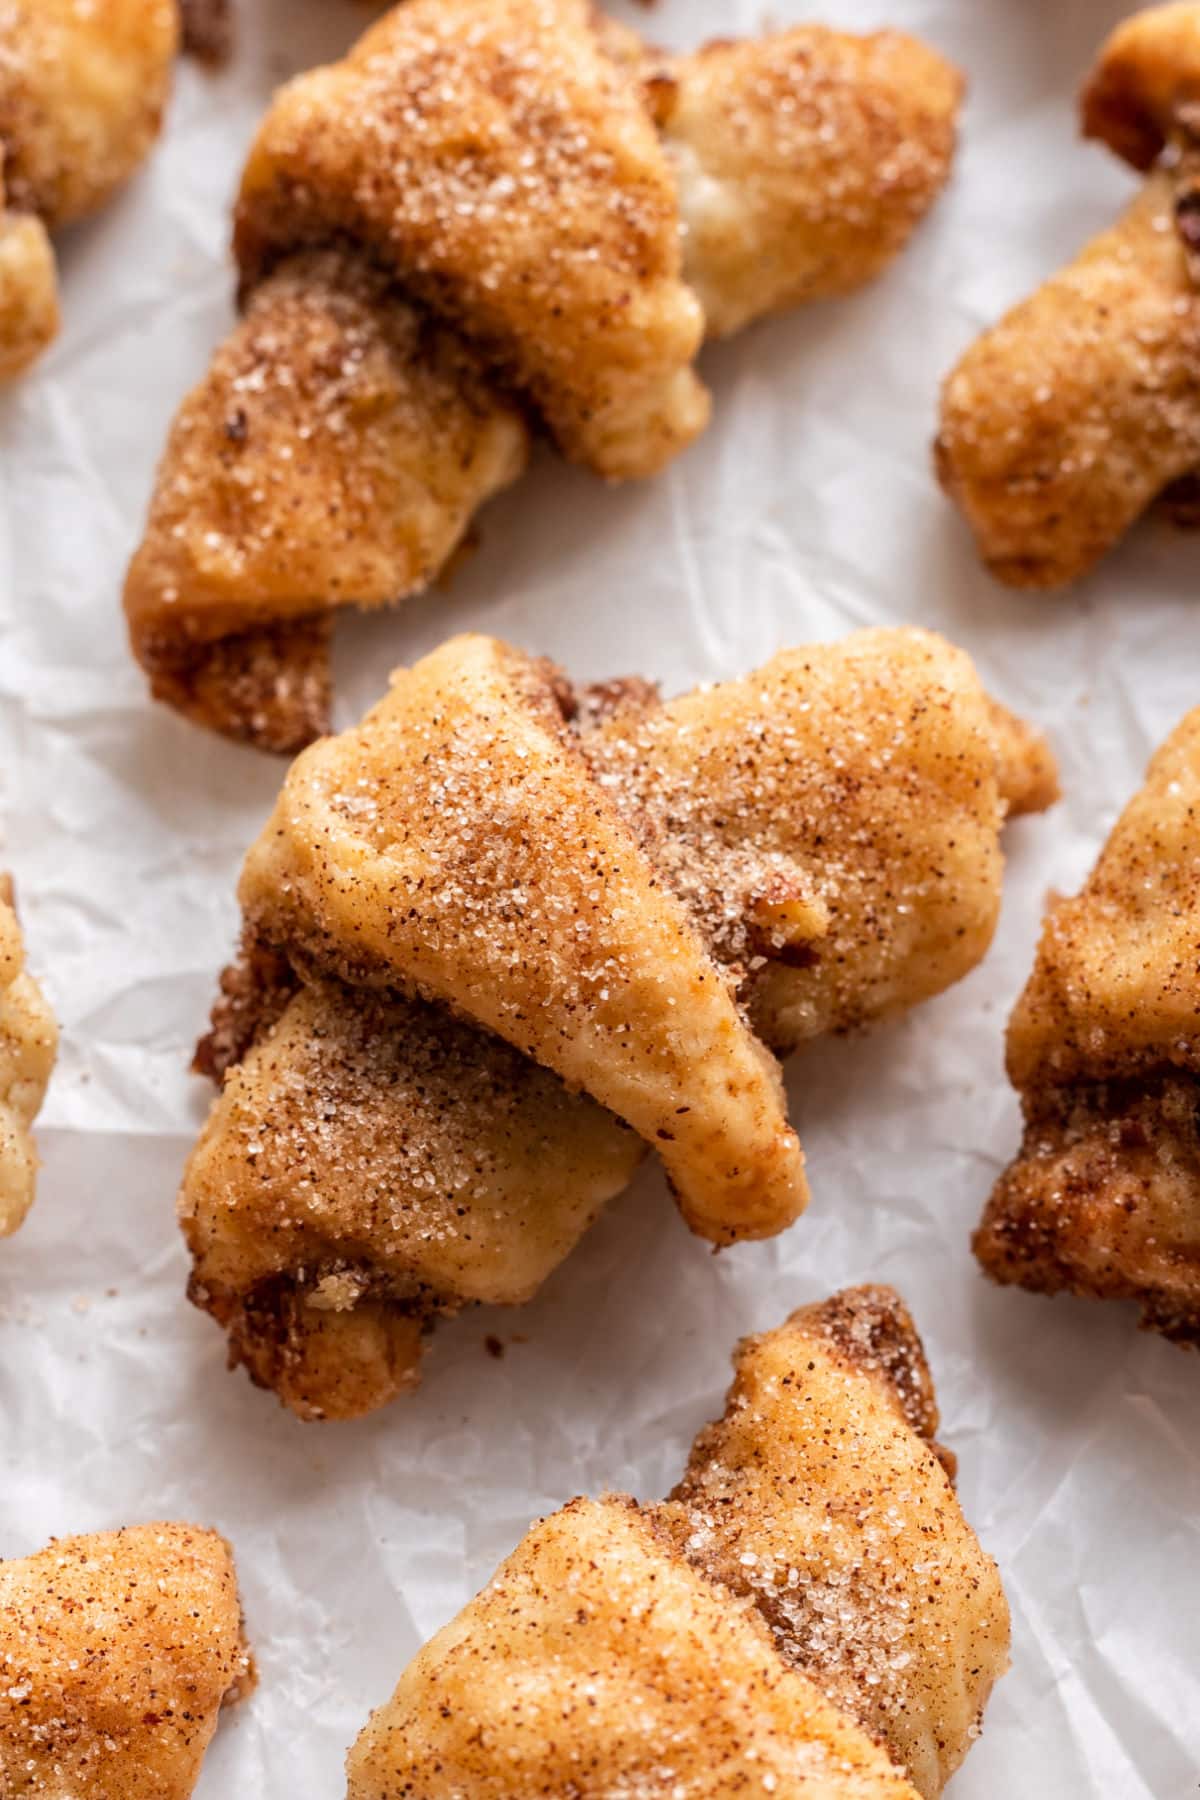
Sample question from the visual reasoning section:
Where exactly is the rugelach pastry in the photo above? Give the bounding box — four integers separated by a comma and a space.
346, 1287, 1011, 1799
0, 874, 58, 1237
977, 710, 1200, 1344
0, 1522, 252, 1798
125, 0, 963, 749
0, 0, 178, 381
182, 627, 1056, 1420
938, 2, 1200, 587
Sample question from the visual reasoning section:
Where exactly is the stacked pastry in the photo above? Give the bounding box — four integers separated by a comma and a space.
181, 627, 1055, 1419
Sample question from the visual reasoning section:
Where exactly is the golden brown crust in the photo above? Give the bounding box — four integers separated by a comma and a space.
657, 29, 962, 339
975, 1074, 1200, 1343
1007, 710, 1200, 1089
139, 615, 336, 759
1082, 1, 1200, 170
124, 250, 529, 751
346, 1289, 1008, 1799
0, 0, 177, 380
182, 978, 642, 1421
234, 0, 709, 481
657, 1289, 1009, 1797
0, 1523, 251, 1799
937, 175, 1200, 588
937, 5, 1200, 589
239, 634, 810, 1248
978, 709, 1200, 1341
0, 875, 58, 1238
126, 3, 961, 750
583, 629, 1054, 1055
182, 629, 1053, 1420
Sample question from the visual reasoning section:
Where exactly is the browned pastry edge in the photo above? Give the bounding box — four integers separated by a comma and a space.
139, 614, 333, 756
1081, 51, 1168, 170
186, 1264, 432, 1419
975, 1072, 1200, 1346
674, 1286, 957, 1502
193, 935, 300, 1081
179, 0, 233, 66
1080, 13, 1200, 171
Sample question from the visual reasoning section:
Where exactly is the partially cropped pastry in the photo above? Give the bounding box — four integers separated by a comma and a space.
977, 710, 1200, 1343
181, 627, 1056, 1420
1, 874, 58, 1237
0, 1522, 252, 1798
347, 1286, 1011, 1799
0, 0, 178, 382
125, 0, 963, 750
938, 2, 1200, 588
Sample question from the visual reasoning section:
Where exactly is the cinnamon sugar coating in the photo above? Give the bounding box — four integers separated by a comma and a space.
657, 1291, 1009, 1797
125, 0, 961, 750
181, 628, 1055, 1420
346, 1288, 1009, 1799
236, 0, 709, 481
0, 875, 58, 1238
651, 29, 962, 340
238, 633, 810, 1250
183, 981, 642, 1420
0, 1523, 252, 1798
0, 0, 177, 380
976, 709, 1200, 1341
124, 251, 527, 752
937, 3, 1200, 588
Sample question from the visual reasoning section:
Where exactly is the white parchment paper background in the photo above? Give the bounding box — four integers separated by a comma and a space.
2, 0, 1199, 1791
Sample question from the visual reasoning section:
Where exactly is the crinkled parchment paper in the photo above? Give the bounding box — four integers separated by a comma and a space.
1, 0, 1198, 1791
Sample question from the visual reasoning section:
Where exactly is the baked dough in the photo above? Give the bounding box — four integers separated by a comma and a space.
181, 628, 1056, 1419
0, 1522, 252, 1798
124, 0, 962, 749
0, 0, 178, 380
346, 1287, 1010, 1800
977, 709, 1200, 1343
938, 2, 1200, 587
0, 874, 58, 1237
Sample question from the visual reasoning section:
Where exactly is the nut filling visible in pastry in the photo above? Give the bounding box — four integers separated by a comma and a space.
0, 1523, 253, 1800
181, 628, 1056, 1421
346, 1287, 1011, 1800
0, 873, 58, 1238
937, 1, 1200, 588
124, 0, 963, 750
976, 708, 1200, 1343
0, 0, 178, 381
